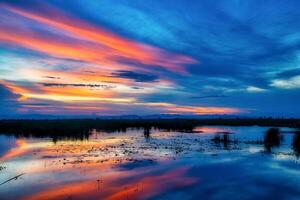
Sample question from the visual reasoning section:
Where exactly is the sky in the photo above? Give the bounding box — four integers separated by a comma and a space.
0, 0, 300, 118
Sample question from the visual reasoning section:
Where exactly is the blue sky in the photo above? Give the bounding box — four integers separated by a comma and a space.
0, 0, 300, 117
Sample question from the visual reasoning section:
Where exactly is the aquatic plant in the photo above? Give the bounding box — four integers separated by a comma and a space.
292, 131, 300, 158
264, 128, 282, 152
144, 128, 151, 140
0, 118, 299, 142
211, 134, 237, 149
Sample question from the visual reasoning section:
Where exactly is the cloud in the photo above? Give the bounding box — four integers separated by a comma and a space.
0, 84, 21, 115
134, 102, 242, 115
270, 75, 300, 89
131, 86, 143, 90
111, 70, 158, 82
42, 83, 115, 89
191, 95, 228, 99
276, 68, 300, 79
2, 80, 134, 103
42, 76, 61, 79
0, 84, 20, 100
1, 1, 300, 117
246, 86, 267, 93
0, 4, 196, 73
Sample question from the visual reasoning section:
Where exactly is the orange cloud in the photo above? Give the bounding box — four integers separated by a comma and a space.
2, 81, 241, 115
2, 81, 135, 103
1, 4, 197, 73
165, 105, 240, 115
137, 102, 241, 115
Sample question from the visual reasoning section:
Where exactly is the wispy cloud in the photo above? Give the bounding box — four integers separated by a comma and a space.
0, 3, 197, 73
2, 1, 298, 116
110, 70, 158, 83
246, 86, 267, 93
271, 76, 300, 89
42, 83, 115, 89
191, 95, 228, 99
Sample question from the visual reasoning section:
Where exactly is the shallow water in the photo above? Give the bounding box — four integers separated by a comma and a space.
0, 126, 300, 200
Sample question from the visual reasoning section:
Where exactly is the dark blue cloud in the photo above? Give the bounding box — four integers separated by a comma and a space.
277, 68, 300, 79
0, 84, 20, 101
111, 70, 159, 83
2, 0, 300, 116
0, 85, 21, 116
51, 0, 300, 87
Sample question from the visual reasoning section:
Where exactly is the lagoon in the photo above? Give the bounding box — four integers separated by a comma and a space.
0, 126, 300, 200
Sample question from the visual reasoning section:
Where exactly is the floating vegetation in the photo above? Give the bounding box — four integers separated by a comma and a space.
0, 166, 6, 172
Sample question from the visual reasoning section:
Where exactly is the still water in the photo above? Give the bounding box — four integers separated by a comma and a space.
0, 126, 300, 200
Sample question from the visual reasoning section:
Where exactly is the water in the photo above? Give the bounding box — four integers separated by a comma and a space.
0, 126, 299, 200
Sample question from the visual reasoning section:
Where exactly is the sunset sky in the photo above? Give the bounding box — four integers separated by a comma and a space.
1, 0, 300, 117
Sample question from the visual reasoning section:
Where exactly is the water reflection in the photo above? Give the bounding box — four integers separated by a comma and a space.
193, 126, 235, 134
292, 132, 300, 158
0, 126, 300, 200
212, 134, 230, 149
23, 166, 196, 200
264, 128, 283, 152
143, 128, 151, 141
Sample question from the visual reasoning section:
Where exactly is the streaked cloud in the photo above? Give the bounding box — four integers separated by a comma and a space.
42, 83, 115, 89
110, 70, 158, 83
0, 3, 197, 73
1, 0, 299, 117
271, 76, 300, 89
246, 86, 267, 93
